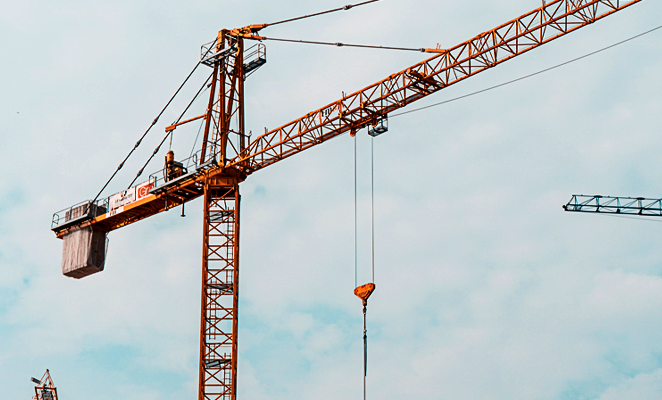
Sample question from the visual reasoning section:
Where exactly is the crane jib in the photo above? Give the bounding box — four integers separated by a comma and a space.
229, 0, 642, 174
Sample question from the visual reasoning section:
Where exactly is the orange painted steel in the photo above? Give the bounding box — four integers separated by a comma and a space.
228, 0, 642, 174
197, 31, 246, 400
54, 0, 640, 241
51, 1, 642, 399
166, 114, 206, 133
32, 370, 58, 400
354, 282, 376, 308
199, 173, 242, 400
201, 33, 246, 167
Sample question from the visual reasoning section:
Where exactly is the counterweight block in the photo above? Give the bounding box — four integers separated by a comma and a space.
61, 226, 108, 279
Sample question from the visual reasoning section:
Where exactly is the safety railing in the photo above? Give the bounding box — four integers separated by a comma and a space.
200, 40, 237, 67
51, 198, 109, 230
243, 43, 266, 77
52, 150, 215, 231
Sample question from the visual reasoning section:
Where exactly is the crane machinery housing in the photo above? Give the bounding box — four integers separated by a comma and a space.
50, 1, 642, 399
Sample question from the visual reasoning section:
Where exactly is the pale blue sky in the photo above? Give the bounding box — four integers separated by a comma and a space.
2, 0, 662, 399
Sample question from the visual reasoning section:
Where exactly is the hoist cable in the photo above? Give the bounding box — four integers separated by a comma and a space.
126, 70, 214, 189
363, 310, 368, 400
85, 43, 216, 212
364, 137, 376, 400
354, 134, 358, 289
371, 136, 375, 283
391, 23, 662, 118
264, 0, 380, 28
349, 136, 376, 400
259, 36, 427, 53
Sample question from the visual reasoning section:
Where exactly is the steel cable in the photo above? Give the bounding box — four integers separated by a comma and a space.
85, 41, 218, 213
264, 0, 380, 28
371, 136, 374, 283
126, 70, 214, 189
354, 134, 358, 289
391, 24, 662, 118
259, 36, 426, 52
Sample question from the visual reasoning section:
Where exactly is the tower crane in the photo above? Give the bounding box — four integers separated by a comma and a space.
50, 1, 642, 399
31, 370, 58, 400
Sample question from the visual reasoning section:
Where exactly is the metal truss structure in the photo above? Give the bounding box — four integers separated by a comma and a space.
51, 1, 643, 399
201, 31, 246, 167
32, 370, 58, 400
228, 0, 643, 174
196, 31, 246, 400
199, 175, 242, 400
564, 194, 662, 216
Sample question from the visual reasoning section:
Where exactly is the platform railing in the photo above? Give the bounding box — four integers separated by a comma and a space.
148, 150, 213, 190
52, 150, 214, 231
51, 198, 109, 230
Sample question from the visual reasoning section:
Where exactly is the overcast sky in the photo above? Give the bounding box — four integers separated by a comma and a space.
2, 0, 662, 399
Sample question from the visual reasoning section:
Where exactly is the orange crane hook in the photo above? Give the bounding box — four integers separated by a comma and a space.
355, 282, 375, 400
354, 282, 375, 312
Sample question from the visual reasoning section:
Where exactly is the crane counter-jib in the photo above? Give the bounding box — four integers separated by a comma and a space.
51, 156, 219, 239
51, 156, 226, 279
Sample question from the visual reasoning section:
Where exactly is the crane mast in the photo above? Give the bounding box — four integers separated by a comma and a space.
196, 32, 246, 400
49, 1, 642, 399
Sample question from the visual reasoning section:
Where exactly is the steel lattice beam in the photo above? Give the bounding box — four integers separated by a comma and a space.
229, 0, 642, 174
52, 0, 643, 240
201, 33, 246, 167
563, 194, 662, 216
200, 179, 241, 400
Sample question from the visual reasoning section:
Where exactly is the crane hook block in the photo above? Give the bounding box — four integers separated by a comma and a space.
354, 282, 376, 308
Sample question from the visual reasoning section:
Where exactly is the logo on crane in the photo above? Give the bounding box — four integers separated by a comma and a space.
136, 178, 155, 199
106, 177, 156, 217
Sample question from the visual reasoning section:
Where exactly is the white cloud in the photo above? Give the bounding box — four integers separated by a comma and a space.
3, 0, 662, 399
597, 369, 662, 400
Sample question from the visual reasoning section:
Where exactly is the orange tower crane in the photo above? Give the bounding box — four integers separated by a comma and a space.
50, 1, 642, 399
31, 370, 58, 400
